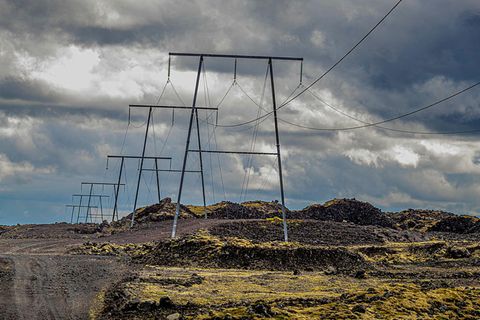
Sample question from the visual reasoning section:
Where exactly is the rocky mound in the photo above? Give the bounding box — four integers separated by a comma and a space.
387, 209, 454, 232
429, 215, 480, 234
242, 200, 288, 216
186, 200, 286, 220
70, 241, 154, 257
206, 201, 282, 219
139, 231, 368, 273
115, 197, 194, 227
206, 201, 262, 219
292, 198, 394, 228
469, 223, 480, 233
209, 220, 427, 246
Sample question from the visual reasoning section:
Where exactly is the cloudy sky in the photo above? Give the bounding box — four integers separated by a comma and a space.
1, 0, 480, 224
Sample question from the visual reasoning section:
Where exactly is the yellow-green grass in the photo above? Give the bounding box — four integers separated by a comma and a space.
116, 266, 480, 319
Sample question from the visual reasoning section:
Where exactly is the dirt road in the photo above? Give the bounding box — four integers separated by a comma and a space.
0, 237, 126, 320
0, 219, 234, 319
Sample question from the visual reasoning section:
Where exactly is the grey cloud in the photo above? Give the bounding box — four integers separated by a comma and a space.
2, 0, 480, 224
0, 77, 63, 103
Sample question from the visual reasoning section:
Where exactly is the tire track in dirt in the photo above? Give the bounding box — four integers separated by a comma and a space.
2, 254, 127, 320
12, 256, 65, 319
0, 257, 16, 320
0, 251, 127, 319
0, 239, 83, 255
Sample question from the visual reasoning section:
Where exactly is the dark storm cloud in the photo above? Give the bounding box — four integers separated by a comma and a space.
0, 77, 64, 103
0, 0, 207, 49
3, 0, 478, 88
2, 0, 480, 224
65, 25, 169, 46
0, 76, 149, 122
0, 100, 130, 121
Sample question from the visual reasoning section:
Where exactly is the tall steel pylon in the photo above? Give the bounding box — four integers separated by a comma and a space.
169, 52, 303, 242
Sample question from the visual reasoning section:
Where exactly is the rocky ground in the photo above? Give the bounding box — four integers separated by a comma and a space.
1, 197, 480, 319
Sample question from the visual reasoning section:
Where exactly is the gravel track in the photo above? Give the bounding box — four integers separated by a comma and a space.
0, 219, 232, 319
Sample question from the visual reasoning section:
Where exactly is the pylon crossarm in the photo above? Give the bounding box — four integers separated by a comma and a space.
72, 194, 110, 198
80, 182, 125, 223
107, 155, 172, 160
129, 104, 218, 111
66, 205, 99, 208
141, 169, 201, 173
169, 52, 303, 61
189, 149, 277, 155
81, 182, 125, 186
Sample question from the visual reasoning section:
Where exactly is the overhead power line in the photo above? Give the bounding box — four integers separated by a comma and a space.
279, 81, 480, 134
216, 72, 480, 135
216, 0, 404, 128
278, 0, 404, 110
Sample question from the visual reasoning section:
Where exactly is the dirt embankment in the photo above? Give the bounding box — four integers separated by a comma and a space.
141, 231, 368, 273
75, 231, 369, 274
209, 219, 427, 245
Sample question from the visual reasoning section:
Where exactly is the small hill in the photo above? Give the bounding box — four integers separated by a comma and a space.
387, 209, 455, 232
292, 198, 394, 228
428, 215, 480, 234
242, 200, 288, 216
187, 200, 285, 219
115, 197, 194, 227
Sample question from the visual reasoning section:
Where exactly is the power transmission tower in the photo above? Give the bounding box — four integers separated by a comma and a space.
169, 52, 303, 242
106, 155, 172, 225
128, 104, 218, 222
80, 182, 125, 222
72, 194, 109, 221
66, 204, 98, 223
